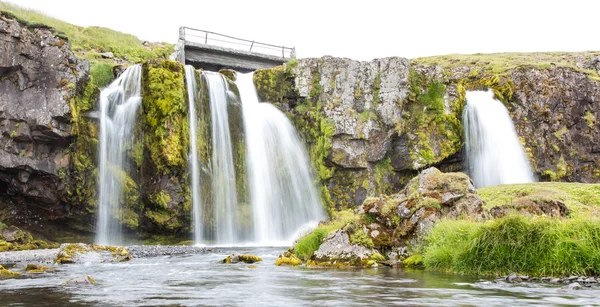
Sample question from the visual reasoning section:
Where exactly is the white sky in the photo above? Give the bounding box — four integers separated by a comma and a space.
5, 0, 600, 61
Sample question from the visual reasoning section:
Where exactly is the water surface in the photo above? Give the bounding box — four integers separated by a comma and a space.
1, 247, 598, 306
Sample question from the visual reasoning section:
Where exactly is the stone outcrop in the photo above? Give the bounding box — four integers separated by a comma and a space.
297, 168, 484, 267
0, 13, 89, 230
254, 54, 600, 210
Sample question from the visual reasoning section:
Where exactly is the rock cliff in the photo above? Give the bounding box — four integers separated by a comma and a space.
253, 53, 600, 211
0, 12, 90, 237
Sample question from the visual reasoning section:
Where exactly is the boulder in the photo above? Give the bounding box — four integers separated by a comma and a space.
63, 275, 97, 286
307, 230, 383, 268
222, 254, 262, 264
55, 243, 131, 264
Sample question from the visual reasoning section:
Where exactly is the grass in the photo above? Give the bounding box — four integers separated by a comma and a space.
293, 210, 355, 260
411, 51, 600, 78
423, 215, 600, 277
478, 182, 600, 217
0, 2, 173, 85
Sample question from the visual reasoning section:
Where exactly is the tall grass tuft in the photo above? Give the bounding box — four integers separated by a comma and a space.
423, 215, 600, 277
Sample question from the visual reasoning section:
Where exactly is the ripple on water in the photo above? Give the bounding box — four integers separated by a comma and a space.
1, 247, 599, 306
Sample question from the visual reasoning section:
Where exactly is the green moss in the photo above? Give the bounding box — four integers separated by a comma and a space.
553, 126, 568, 139
412, 51, 600, 80
372, 68, 381, 107
401, 69, 463, 168
583, 111, 596, 128
0, 265, 22, 279
374, 158, 394, 195
223, 254, 263, 264
403, 254, 424, 267
142, 60, 188, 174
275, 254, 302, 266
349, 228, 374, 248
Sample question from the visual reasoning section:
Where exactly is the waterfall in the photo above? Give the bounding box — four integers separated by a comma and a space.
236, 72, 325, 245
204, 71, 239, 245
185, 65, 203, 244
96, 64, 142, 245
463, 89, 535, 188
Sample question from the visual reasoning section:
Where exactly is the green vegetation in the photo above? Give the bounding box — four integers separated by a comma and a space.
293, 210, 355, 260
412, 51, 600, 79
89, 62, 115, 88
0, 2, 173, 64
401, 69, 463, 168
478, 182, 600, 217
423, 215, 600, 277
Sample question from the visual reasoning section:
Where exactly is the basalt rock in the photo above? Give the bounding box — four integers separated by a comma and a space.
0, 12, 90, 230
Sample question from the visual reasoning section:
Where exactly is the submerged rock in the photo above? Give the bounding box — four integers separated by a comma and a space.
63, 275, 97, 286
55, 243, 131, 264
223, 254, 262, 264
0, 265, 23, 279
24, 263, 52, 274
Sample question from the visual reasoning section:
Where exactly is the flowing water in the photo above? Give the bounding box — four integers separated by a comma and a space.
96, 64, 142, 245
236, 73, 325, 245
185, 66, 204, 244
204, 71, 239, 245
463, 90, 535, 188
1, 247, 598, 306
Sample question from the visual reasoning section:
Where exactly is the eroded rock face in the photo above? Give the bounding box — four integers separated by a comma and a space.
508, 68, 600, 183
0, 14, 89, 222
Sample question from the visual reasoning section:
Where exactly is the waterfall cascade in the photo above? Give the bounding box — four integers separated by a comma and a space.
184, 69, 324, 246
237, 72, 325, 245
96, 64, 142, 245
185, 65, 203, 244
463, 89, 535, 188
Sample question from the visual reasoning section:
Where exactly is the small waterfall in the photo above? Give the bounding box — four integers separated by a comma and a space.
185, 65, 203, 244
97, 64, 142, 245
463, 89, 535, 188
236, 72, 325, 245
204, 71, 239, 245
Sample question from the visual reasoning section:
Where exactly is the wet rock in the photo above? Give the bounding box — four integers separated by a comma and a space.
24, 263, 51, 274
223, 254, 262, 264
505, 273, 522, 283
0, 265, 23, 279
55, 243, 131, 264
63, 275, 97, 286
275, 251, 302, 266
562, 282, 582, 290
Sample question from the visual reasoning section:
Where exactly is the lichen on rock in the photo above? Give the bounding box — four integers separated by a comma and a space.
223, 253, 263, 264
55, 243, 131, 264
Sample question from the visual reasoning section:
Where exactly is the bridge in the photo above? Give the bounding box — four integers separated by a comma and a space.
173, 27, 295, 72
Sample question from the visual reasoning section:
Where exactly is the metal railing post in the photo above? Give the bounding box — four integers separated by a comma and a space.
205, 32, 208, 44
250, 41, 254, 52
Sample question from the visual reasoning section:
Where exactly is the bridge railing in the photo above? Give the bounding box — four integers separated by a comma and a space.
181, 27, 295, 59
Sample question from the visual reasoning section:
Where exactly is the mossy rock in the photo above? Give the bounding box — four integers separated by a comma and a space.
0, 265, 23, 279
24, 264, 52, 274
222, 253, 263, 264
55, 243, 131, 264
275, 251, 302, 266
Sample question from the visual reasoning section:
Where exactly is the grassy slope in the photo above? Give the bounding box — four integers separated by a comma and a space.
0, 2, 173, 87
411, 51, 600, 77
478, 182, 600, 217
